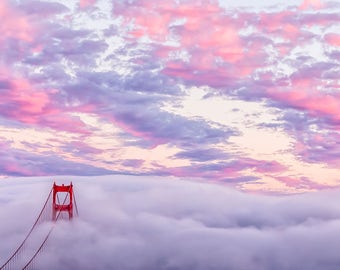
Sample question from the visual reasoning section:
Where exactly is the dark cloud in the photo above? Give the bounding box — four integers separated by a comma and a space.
2, 176, 340, 270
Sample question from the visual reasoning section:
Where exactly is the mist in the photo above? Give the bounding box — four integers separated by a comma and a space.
1, 175, 340, 270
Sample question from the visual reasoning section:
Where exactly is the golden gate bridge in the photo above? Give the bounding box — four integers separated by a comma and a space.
0, 182, 79, 270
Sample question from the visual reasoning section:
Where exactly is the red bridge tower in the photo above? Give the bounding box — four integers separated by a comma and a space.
52, 182, 74, 221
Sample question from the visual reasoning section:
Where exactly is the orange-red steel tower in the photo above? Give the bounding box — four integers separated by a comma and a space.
52, 182, 73, 221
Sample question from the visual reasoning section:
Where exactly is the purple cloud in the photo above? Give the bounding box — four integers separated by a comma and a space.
0, 0, 337, 191
0, 140, 112, 176
20, 1, 69, 15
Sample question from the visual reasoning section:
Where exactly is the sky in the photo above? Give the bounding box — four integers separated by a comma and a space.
3, 176, 340, 269
0, 0, 339, 194
1, 1, 340, 268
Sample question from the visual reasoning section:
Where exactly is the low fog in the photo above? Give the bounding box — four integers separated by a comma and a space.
1, 175, 340, 270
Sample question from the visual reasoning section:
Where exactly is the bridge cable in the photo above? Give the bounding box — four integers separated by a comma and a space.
22, 185, 72, 270
0, 188, 53, 270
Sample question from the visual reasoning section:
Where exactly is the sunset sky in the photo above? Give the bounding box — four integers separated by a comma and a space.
1, 1, 340, 269
0, 0, 339, 193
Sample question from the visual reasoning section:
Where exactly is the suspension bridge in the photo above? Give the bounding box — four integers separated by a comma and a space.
0, 182, 79, 270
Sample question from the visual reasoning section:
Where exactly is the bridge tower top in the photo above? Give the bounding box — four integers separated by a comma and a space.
52, 182, 74, 221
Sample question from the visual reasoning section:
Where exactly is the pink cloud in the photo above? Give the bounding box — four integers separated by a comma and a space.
158, 158, 287, 184
276, 176, 332, 190
182, 23, 243, 63
324, 33, 340, 47
79, 0, 97, 9
119, 0, 333, 90
117, 0, 245, 63
175, 5, 244, 64
11, 79, 51, 115
0, 0, 36, 43
172, 1, 221, 18
299, 0, 325, 10
268, 88, 340, 122
121, 0, 222, 41
0, 70, 91, 134
258, 11, 302, 43
3, 162, 40, 177
117, 0, 175, 41
39, 113, 91, 135
131, 14, 172, 40
0, 71, 52, 121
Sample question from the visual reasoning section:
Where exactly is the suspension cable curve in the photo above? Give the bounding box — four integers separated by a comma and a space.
0, 188, 53, 269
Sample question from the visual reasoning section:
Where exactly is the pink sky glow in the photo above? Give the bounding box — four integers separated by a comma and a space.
0, 0, 339, 193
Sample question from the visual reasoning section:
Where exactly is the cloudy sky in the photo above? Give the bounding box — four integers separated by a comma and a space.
1, 0, 340, 268
0, 0, 339, 194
